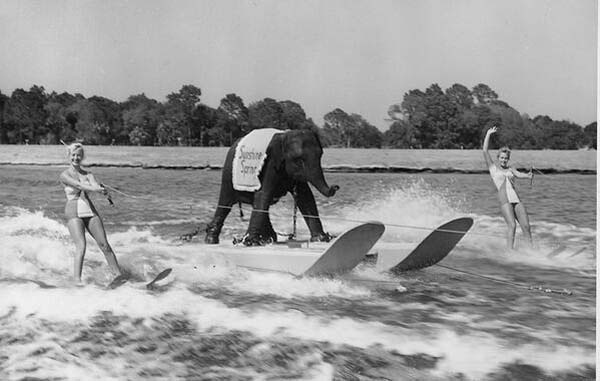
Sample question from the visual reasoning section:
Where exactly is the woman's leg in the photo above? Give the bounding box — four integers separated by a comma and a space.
514, 203, 533, 247
67, 218, 87, 281
85, 216, 123, 276
499, 203, 517, 249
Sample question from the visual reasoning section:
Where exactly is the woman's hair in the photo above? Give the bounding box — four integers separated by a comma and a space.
496, 146, 511, 159
67, 142, 84, 157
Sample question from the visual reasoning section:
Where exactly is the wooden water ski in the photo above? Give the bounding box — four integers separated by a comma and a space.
107, 274, 130, 289
304, 222, 385, 276
107, 268, 173, 290
374, 217, 473, 273
146, 268, 172, 290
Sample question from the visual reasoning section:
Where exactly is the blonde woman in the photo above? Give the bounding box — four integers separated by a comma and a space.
483, 127, 533, 249
59, 143, 126, 284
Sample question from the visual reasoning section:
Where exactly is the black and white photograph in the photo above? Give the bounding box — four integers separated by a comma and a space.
0, 0, 597, 379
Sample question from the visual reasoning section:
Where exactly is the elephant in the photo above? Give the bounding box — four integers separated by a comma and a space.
205, 129, 339, 246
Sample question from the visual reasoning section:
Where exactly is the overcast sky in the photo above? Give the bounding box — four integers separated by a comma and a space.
0, 0, 597, 128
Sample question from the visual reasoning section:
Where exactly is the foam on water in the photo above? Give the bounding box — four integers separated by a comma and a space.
464, 215, 595, 271
0, 283, 594, 379
0, 207, 375, 299
0, 206, 69, 237
325, 178, 467, 243
179, 263, 373, 299
0, 190, 595, 379
329, 182, 595, 271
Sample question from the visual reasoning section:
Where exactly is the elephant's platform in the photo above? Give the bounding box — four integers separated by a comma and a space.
204, 222, 386, 277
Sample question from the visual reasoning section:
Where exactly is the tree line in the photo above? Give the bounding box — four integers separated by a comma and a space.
0, 83, 595, 149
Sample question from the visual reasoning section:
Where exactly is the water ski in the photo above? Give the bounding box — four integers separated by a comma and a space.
107, 268, 173, 290
0, 278, 58, 289
210, 222, 385, 277
146, 268, 172, 290
107, 274, 130, 289
304, 222, 385, 276
375, 217, 473, 273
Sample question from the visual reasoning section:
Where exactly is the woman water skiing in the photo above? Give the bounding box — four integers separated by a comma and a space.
59, 143, 127, 285
483, 127, 533, 250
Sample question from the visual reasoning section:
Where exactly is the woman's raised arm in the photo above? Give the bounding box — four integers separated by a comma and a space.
482, 126, 497, 168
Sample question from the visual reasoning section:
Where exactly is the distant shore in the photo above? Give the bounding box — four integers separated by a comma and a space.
0, 145, 595, 174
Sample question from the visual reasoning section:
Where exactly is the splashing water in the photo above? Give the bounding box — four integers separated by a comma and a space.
0, 168, 595, 380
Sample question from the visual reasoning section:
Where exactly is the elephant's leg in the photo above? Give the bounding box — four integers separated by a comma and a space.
294, 183, 332, 242
205, 185, 236, 244
243, 189, 275, 246
205, 145, 237, 244
261, 214, 278, 243
205, 201, 234, 244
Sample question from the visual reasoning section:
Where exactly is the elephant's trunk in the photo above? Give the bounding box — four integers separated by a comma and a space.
308, 166, 339, 198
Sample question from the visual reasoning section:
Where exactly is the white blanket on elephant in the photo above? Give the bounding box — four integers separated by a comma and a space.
232, 128, 285, 191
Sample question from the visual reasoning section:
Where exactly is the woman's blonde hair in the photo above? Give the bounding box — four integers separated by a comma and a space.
67, 142, 84, 157
496, 146, 511, 159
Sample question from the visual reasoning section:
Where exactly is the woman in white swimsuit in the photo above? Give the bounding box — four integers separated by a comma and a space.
483, 127, 533, 250
60, 143, 125, 284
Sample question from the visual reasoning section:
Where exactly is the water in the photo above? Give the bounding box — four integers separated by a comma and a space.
0, 162, 596, 380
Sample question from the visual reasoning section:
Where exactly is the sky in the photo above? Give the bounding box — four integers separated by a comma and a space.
0, 0, 597, 129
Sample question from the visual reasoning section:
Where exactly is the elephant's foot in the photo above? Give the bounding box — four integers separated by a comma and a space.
262, 229, 278, 244
204, 223, 221, 244
310, 232, 335, 243
238, 233, 275, 246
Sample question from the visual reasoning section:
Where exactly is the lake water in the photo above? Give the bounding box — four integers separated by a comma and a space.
0, 147, 596, 380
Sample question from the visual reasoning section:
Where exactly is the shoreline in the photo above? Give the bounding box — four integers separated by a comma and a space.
0, 145, 595, 174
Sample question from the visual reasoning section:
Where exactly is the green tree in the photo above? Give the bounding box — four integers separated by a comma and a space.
67, 96, 122, 144
472, 83, 498, 105
423, 84, 460, 148
397, 84, 460, 148
383, 120, 416, 148
219, 93, 249, 122
121, 94, 163, 145
397, 89, 428, 147
583, 122, 596, 149
455, 107, 484, 149
164, 85, 202, 145
65, 110, 79, 137
391, 83, 523, 148
322, 109, 381, 148
212, 93, 248, 146
280, 100, 313, 130
193, 103, 218, 146
386, 103, 405, 122
128, 127, 151, 146
248, 98, 285, 130
489, 103, 537, 149
4, 85, 48, 143
0, 90, 8, 143
533, 116, 585, 149
323, 108, 357, 147
445, 83, 474, 110
156, 120, 182, 146
45, 91, 80, 144
350, 114, 383, 148
318, 124, 342, 147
